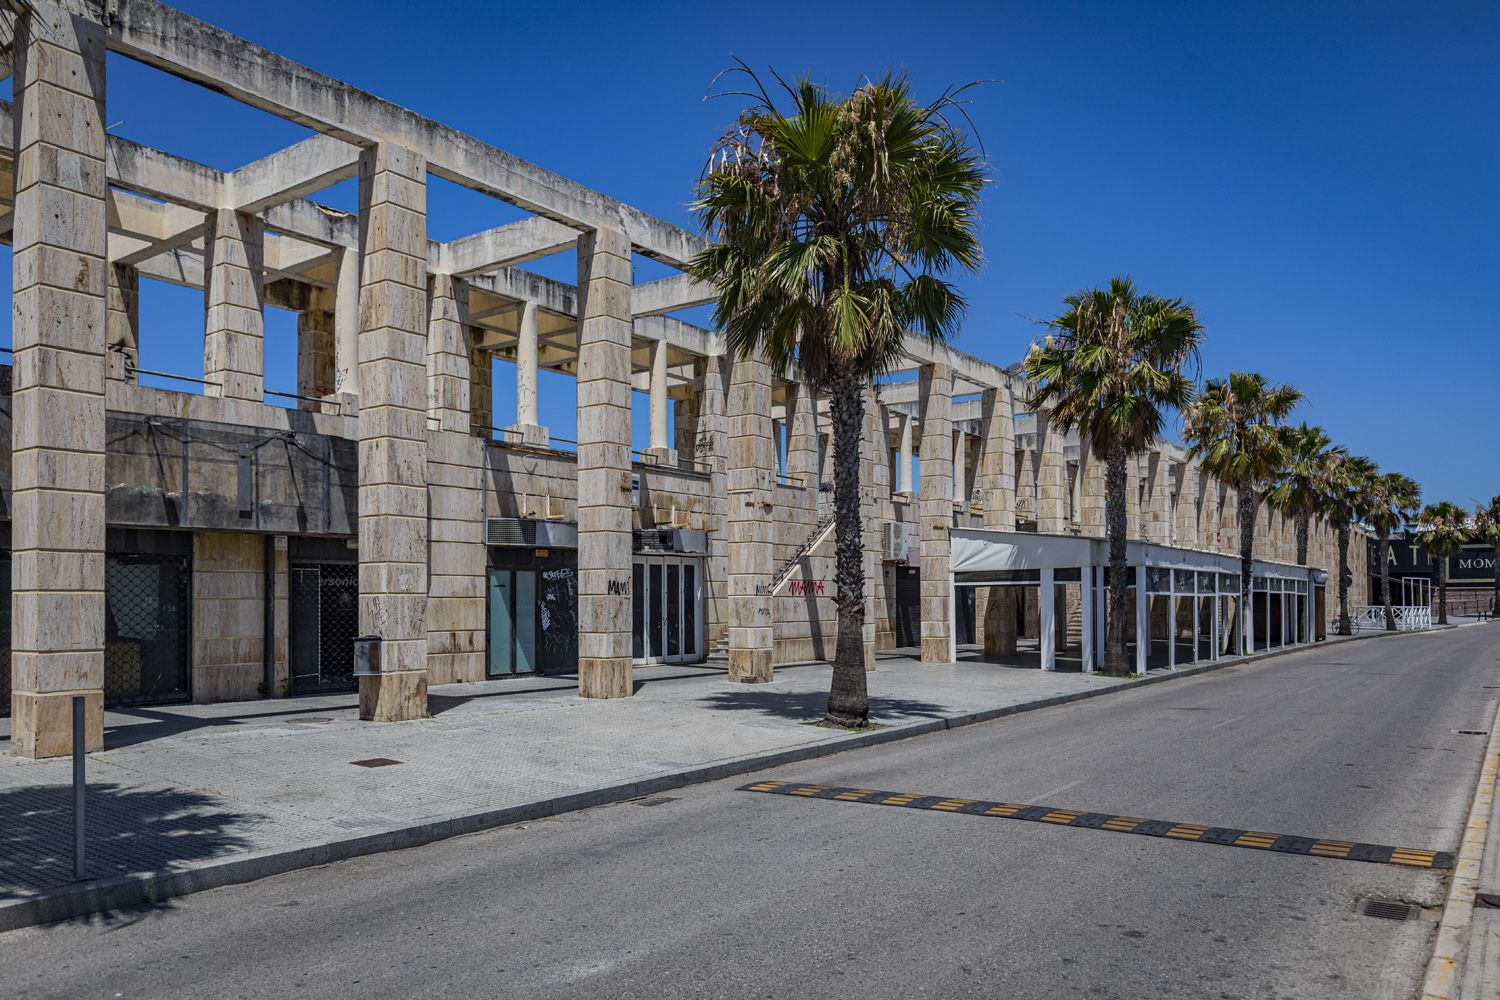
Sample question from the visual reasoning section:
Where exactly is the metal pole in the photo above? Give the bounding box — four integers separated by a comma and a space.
72, 695, 86, 880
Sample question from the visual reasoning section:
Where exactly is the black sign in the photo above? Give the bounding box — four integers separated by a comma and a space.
1368, 537, 1496, 585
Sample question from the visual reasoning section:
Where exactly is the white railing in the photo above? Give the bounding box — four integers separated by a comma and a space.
1348, 605, 1434, 631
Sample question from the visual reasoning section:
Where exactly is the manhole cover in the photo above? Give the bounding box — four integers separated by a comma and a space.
1361, 899, 1417, 921
291, 717, 333, 724
350, 758, 402, 768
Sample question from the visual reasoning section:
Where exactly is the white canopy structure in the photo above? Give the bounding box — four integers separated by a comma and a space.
948, 528, 1326, 673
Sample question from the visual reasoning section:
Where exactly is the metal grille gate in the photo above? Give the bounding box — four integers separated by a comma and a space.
289, 562, 359, 694
104, 552, 192, 706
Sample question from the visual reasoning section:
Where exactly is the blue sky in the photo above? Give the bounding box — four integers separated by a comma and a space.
13, 1, 1495, 503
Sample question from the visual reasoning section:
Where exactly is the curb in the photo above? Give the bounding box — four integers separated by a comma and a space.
0, 624, 1444, 934
1420, 693, 1500, 999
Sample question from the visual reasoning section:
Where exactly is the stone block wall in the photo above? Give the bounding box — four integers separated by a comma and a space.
190, 531, 286, 703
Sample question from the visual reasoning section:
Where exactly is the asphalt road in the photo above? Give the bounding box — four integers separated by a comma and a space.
4, 626, 1497, 1000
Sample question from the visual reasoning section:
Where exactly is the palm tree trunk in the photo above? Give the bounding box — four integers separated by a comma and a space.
1237, 484, 1257, 654
1336, 521, 1352, 635
1295, 512, 1309, 566
1379, 529, 1395, 630
1104, 439, 1130, 674
824, 365, 870, 726
1436, 557, 1448, 626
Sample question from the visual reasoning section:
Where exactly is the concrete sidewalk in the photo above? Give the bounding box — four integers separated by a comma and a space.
0, 631, 1396, 931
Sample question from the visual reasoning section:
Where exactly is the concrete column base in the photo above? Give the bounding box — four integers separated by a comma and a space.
358, 671, 428, 722
579, 657, 633, 698
10, 690, 104, 758
920, 637, 951, 663
864, 641, 877, 672
505, 423, 549, 448
728, 647, 773, 683
984, 591, 1018, 656
642, 446, 678, 467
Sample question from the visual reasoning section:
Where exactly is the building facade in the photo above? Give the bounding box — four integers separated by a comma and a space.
0, 1, 1369, 756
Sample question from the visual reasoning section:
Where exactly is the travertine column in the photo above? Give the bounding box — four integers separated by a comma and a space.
468, 339, 492, 432
695, 356, 729, 644
203, 208, 266, 401
297, 287, 336, 410
333, 244, 360, 401
10, 6, 109, 757
575, 227, 634, 698
896, 411, 914, 495
1078, 446, 1106, 538
787, 379, 818, 503
356, 144, 430, 721
1126, 456, 1142, 540
1174, 464, 1199, 548
1035, 410, 1067, 533
106, 263, 138, 381
504, 300, 545, 444
952, 430, 968, 506
425, 274, 471, 433
974, 383, 1016, 530
1147, 453, 1172, 543
918, 364, 954, 662
644, 338, 675, 464
726, 352, 775, 682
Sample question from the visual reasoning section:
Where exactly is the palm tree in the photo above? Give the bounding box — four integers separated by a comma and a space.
1023, 277, 1202, 675
1184, 372, 1303, 653
1417, 501, 1469, 625
1474, 495, 1500, 619
1267, 423, 1343, 566
1323, 454, 1377, 635
1365, 471, 1422, 630
690, 68, 985, 726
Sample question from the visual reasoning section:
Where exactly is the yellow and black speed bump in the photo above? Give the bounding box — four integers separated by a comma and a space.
739, 781, 1454, 870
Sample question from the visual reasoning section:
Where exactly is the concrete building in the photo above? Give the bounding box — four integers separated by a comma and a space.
0, 1, 1370, 757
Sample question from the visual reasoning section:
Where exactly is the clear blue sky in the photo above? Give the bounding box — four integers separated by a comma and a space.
13, 1, 1496, 504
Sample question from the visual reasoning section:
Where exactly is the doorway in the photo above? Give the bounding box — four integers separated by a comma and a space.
288, 561, 359, 694
631, 555, 702, 664
487, 568, 538, 676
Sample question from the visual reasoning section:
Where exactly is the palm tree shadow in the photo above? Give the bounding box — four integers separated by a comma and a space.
698, 688, 954, 723
0, 783, 260, 916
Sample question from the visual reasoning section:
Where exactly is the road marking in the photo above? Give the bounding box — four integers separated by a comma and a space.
739, 781, 1454, 870
1210, 713, 1248, 729
1032, 779, 1083, 800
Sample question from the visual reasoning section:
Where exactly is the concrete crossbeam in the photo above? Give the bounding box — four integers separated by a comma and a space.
432, 216, 579, 276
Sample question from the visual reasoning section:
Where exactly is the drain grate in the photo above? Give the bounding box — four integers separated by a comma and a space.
1457, 730, 1490, 737
632, 795, 679, 807
350, 758, 402, 768
1477, 893, 1500, 910
1361, 899, 1417, 921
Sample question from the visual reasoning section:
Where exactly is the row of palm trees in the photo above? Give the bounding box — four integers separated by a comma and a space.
688, 70, 1479, 725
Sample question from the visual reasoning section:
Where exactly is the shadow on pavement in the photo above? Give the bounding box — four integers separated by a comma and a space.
698, 687, 954, 723
101, 702, 357, 750
0, 783, 257, 903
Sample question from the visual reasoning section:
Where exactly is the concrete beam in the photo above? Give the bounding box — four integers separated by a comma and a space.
107, 1, 706, 265
632, 273, 716, 317
432, 216, 579, 276
229, 134, 361, 214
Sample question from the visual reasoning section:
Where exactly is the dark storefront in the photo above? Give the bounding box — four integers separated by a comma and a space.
288, 537, 359, 694
487, 545, 578, 677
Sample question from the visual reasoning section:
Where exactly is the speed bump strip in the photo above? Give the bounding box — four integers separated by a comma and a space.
739, 781, 1454, 870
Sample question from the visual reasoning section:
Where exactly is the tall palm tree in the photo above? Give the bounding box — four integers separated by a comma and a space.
1418, 501, 1469, 625
1267, 423, 1343, 566
1474, 495, 1500, 618
1365, 471, 1422, 630
1184, 372, 1303, 653
1023, 277, 1202, 675
690, 68, 985, 726
1323, 454, 1377, 635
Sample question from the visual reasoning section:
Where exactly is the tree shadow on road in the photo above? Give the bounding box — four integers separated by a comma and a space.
697, 688, 954, 724
0, 782, 259, 914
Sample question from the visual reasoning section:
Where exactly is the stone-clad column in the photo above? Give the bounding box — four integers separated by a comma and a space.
1147, 453, 1172, 543
10, 6, 109, 757
895, 412, 914, 495
952, 430, 968, 507
974, 383, 1016, 530
356, 144, 430, 721
726, 352, 775, 682
333, 244, 360, 401
787, 379, 818, 504
1079, 446, 1106, 538
644, 339, 675, 464
918, 363, 954, 662
106, 263, 138, 381
695, 356, 729, 644
510, 300, 543, 442
297, 287, 336, 410
1035, 410, 1067, 533
1175, 464, 1199, 548
575, 227, 634, 698
469, 339, 492, 432
426, 274, 470, 433
204, 208, 266, 401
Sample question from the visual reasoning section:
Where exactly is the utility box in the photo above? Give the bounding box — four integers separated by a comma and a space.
352, 635, 382, 677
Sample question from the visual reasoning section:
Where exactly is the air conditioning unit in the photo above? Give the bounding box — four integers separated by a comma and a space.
881, 521, 917, 563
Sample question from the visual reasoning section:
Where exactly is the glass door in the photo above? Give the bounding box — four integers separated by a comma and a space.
488, 570, 514, 676
631, 556, 702, 664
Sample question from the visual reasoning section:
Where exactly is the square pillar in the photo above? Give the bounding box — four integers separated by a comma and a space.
426, 273, 471, 434
1034, 410, 1067, 533
696, 356, 729, 644
726, 352, 775, 682
1134, 564, 1148, 674
787, 379, 818, 496
106, 263, 139, 381
356, 143, 430, 721
204, 208, 266, 401
333, 244, 360, 403
506, 300, 547, 444
1167, 579, 1177, 669
952, 430, 968, 507
9, 5, 109, 757
918, 363, 953, 662
1040, 567, 1056, 670
643, 338, 676, 464
575, 227, 634, 698
297, 287, 337, 410
1078, 446, 1106, 538
1174, 464, 1198, 548
1080, 566, 1095, 672
975, 383, 1016, 530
